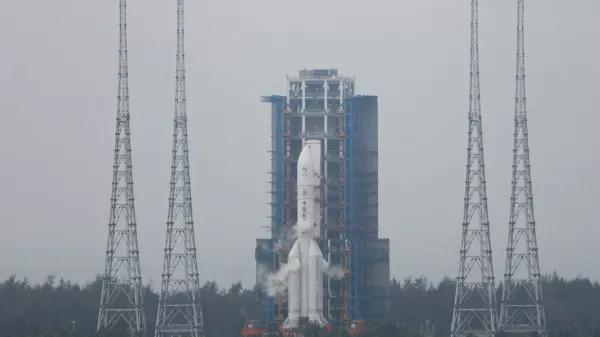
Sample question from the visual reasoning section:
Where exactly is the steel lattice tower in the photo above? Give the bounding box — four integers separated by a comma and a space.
97, 0, 147, 335
499, 0, 546, 335
450, 0, 497, 336
155, 0, 205, 336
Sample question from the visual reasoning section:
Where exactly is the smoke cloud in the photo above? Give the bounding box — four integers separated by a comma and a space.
257, 224, 345, 298
258, 259, 301, 298
273, 224, 297, 253
258, 260, 345, 299
325, 265, 345, 280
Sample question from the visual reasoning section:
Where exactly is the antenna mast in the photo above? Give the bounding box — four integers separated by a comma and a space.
450, 0, 497, 336
499, 0, 547, 335
97, 0, 147, 335
155, 0, 205, 336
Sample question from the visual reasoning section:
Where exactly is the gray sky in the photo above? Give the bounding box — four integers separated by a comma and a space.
0, 0, 598, 290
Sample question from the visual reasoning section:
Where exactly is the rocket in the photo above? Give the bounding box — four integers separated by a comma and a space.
277, 143, 329, 329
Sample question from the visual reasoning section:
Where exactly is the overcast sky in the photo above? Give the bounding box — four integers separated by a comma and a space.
0, 0, 598, 290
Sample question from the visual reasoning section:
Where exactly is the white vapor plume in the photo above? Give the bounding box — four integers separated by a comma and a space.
273, 224, 298, 253
257, 224, 301, 298
325, 265, 345, 280
255, 223, 303, 298
257, 258, 302, 298
259, 260, 345, 298
269, 262, 299, 297
257, 227, 345, 300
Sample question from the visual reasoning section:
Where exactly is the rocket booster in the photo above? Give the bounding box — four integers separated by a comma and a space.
281, 143, 329, 329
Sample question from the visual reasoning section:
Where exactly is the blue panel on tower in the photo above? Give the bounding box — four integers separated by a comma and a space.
255, 238, 276, 322
259, 95, 286, 324
263, 95, 286, 237
343, 96, 361, 321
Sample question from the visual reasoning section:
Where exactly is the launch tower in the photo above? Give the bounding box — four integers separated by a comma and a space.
450, 1, 498, 337
255, 69, 390, 334
499, 0, 547, 335
155, 0, 205, 336
97, 0, 147, 335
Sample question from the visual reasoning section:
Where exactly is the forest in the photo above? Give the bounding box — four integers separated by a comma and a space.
0, 272, 599, 337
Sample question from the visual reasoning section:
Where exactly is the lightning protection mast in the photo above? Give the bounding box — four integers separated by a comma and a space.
155, 0, 205, 336
450, 0, 497, 337
97, 0, 147, 335
499, 0, 547, 335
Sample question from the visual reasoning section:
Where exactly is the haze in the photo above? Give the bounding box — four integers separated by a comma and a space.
0, 0, 598, 289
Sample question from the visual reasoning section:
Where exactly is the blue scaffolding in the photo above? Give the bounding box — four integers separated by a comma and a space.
343, 96, 361, 321
259, 95, 286, 323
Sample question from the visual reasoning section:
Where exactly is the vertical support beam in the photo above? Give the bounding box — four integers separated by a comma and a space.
302, 81, 307, 146
338, 104, 346, 323
323, 80, 329, 240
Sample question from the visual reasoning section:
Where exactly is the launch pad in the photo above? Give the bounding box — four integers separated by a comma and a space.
241, 319, 364, 337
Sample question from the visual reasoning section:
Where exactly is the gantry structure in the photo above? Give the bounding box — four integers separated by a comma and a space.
255, 69, 390, 334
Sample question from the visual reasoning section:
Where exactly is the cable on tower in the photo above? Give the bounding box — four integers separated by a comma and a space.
97, 0, 147, 335
154, 0, 205, 336
499, 0, 547, 335
450, 0, 498, 336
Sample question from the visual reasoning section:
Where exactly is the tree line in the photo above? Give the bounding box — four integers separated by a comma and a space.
0, 272, 598, 337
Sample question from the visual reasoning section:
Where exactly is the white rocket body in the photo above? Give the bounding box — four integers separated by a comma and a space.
281, 142, 328, 329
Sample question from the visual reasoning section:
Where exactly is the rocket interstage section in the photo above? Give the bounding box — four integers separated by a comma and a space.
275, 143, 329, 329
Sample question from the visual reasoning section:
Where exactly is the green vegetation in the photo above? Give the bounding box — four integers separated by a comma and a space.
0, 272, 598, 337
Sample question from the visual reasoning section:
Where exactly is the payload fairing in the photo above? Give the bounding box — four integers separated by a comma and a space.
275, 142, 329, 329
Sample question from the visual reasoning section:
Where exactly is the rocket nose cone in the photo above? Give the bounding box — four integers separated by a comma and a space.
297, 145, 315, 175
